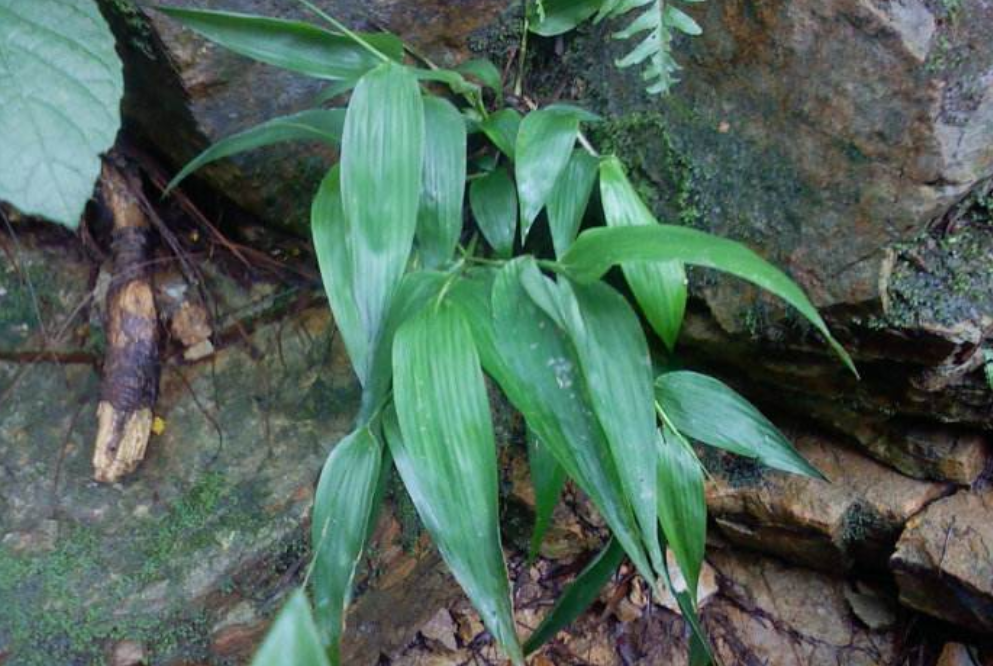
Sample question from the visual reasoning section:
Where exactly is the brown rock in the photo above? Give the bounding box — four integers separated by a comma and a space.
110, 640, 146, 666
706, 431, 950, 570
891, 490, 993, 633
420, 609, 458, 652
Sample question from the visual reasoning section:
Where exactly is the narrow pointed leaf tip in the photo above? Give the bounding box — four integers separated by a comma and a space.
168, 109, 346, 194
389, 305, 524, 664
251, 590, 329, 666
656, 371, 826, 479
156, 7, 401, 80
560, 225, 856, 375
311, 427, 383, 664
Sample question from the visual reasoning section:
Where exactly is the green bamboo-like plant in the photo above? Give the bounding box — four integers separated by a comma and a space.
162, 5, 855, 665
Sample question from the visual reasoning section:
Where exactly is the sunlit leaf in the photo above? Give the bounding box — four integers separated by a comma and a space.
157, 8, 401, 79
0, 0, 123, 227
599, 155, 686, 351
559, 225, 856, 373
480, 108, 522, 159
417, 97, 467, 268
251, 590, 329, 666
311, 427, 383, 663
470, 167, 518, 257
522, 539, 625, 654
547, 150, 599, 257
656, 428, 705, 599
340, 62, 425, 381
389, 305, 523, 664
168, 109, 345, 194
527, 432, 567, 561
493, 259, 654, 582
656, 371, 825, 478
516, 109, 579, 238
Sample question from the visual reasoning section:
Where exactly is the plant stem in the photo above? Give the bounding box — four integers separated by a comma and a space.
515, 5, 530, 98
295, 0, 390, 63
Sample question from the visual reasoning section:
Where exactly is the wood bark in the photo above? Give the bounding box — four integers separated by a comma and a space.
93, 158, 160, 483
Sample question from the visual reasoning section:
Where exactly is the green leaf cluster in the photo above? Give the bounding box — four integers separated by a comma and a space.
163, 6, 854, 665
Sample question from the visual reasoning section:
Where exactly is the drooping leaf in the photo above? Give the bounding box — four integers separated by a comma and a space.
656, 428, 705, 600
457, 58, 504, 92
547, 150, 599, 258
534, 277, 663, 574
250, 590, 330, 666
522, 539, 625, 654
157, 8, 401, 80
312, 166, 369, 384
527, 432, 567, 561
599, 155, 686, 351
416, 97, 467, 268
529, 0, 602, 36
515, 109, 579, 238
311, 427, 383, 663
656, 371, 825, 479
559, 225, 856, 373
493, 260, 654, 582
389, 306, 523, 665
0, 0, 123, 227
413, 68, 480, 97
168, 109, 346, 194
470, 167, 518, 257
480, 108, 522, 159
340, 62, 425, 378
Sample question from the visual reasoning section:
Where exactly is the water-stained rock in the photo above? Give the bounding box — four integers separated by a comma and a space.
891, 489, 993, 634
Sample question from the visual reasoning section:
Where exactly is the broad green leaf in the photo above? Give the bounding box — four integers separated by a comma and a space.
527, 432, 567, 561
547, 150, 599, 258
311, 427, 383, 663
543, 278, 663, 574
361, 271, 447, 421
341, 62, 425, 379
413, 68, 480, 97
312, 166, 369, 384
480, 108, 522, 159
457, 58, 503, 92
492, 260, 654, 583
529, 0, 602, 36
656, 371, 825, 479
0, 0, 122, 227
516, 110, 580, 239
168, 109, 346, 194
251, 590, 330, 666
544, 104, 603, 124
522, 539, 625, 654
416, 97, 467, 268
599, 155, 686, 351
157, 8, 401, 80
470, 167, 518, 257
656, 428, 705, 600
389, 306, 523, 664
559, 225, 856, 373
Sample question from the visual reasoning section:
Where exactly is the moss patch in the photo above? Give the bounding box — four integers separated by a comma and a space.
0, 473, 266, 665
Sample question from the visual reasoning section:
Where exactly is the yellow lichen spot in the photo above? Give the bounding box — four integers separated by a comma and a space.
151, 416, 166, 436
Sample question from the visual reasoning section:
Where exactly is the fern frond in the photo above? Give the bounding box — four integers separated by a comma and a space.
606, 0, 703, 96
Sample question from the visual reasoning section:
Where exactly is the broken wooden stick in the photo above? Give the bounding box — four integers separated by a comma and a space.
93, 158, 160, 483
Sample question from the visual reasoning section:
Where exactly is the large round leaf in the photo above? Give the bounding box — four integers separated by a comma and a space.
0, 1, 123, 227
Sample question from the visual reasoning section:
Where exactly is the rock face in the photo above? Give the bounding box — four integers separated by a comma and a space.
0, 224, 453, 665
891, 490, 993, 633
705, 430, 952, 570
